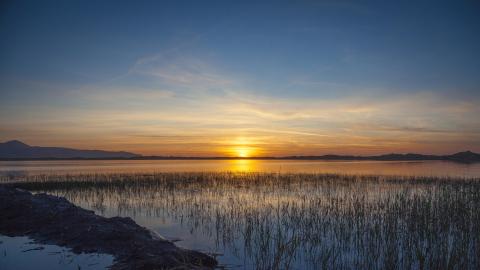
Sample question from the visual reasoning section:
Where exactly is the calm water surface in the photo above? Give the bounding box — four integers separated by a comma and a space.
2, 160, 480, 269
1, 159, 480, 177
7, 173, 479, 269
0, 235, 113, 270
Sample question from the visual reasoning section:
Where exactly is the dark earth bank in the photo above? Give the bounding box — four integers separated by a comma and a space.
0, 185, 217, 269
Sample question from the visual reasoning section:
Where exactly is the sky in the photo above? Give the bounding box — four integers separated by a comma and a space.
1, 0, 479, 156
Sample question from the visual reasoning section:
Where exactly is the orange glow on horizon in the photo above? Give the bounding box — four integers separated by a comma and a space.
220, 137, 260, 158
235, 147, 253, 157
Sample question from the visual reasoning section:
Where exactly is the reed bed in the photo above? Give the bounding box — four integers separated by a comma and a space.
2, 172, 480, 270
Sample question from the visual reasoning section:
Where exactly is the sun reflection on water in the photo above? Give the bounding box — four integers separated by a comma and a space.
227, 159, 258, 172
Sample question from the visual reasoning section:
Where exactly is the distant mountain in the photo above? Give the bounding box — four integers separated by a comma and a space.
445, 151, 480, 163
283, 152, 480, 163
135, 152, 480, 163
368, 151, 480, 163
372, 153, 435, 160
0, 140, 140, 159
1, 140, 479, 163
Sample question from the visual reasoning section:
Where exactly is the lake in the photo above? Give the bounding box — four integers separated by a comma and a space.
1, 161, 480, 269
0, 235, 113, 270
4, 172, 479, 269
1, 159, 480, 177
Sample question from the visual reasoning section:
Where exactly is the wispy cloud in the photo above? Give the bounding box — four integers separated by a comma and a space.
78, 86, 175, 102
2, 50, 479, 155
129, 53, 231, 88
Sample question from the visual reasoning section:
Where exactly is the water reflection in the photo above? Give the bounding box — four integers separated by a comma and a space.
8, 173, 480, 269
0, 235, 113, 270
1, 160, 480, 177
227, 159, 257, 172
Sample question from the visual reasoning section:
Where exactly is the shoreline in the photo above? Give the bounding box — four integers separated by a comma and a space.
0, 186, 217, 269
1, 154, 479, 163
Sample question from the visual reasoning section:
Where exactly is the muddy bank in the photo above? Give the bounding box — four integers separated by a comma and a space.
0, 186, 217, 269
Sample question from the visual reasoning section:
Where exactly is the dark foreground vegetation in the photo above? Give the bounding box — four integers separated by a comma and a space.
2, 172, 480, 269
0, 185, 217, 270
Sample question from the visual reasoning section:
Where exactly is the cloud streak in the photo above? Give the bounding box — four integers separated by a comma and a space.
1, 52, 479, 156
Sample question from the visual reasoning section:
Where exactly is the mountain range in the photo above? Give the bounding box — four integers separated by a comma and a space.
0, 140, 139, 159
1, 140, 479, 163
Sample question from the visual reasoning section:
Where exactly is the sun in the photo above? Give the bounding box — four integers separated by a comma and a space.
236, 147, 250, 158
232, 146, 254, 158
225, 137, 259, 158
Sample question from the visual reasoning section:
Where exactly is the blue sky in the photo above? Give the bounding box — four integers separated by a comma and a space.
1, 1, 479, 155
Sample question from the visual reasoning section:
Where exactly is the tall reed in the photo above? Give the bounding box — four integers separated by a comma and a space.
3, 172, 479, 269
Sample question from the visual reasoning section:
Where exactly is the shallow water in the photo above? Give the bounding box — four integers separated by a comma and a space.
0, 235, 113, 270
6, 173, 480, 269
1, 159, 480, 177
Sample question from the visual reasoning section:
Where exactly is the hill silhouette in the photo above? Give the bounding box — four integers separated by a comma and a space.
0, 140, 139, 159
1, 140, 479, 163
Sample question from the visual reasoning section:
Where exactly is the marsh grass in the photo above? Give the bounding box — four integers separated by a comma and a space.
2, 172, 480, 269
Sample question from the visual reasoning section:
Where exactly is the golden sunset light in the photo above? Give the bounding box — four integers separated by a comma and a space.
232, 146, 254, 158
1, 1, 480, 269
227, 159, 257, 172
224, 137, 259, 158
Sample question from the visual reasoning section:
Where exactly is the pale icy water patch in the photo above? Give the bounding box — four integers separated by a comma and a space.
0, 235, 113, 270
